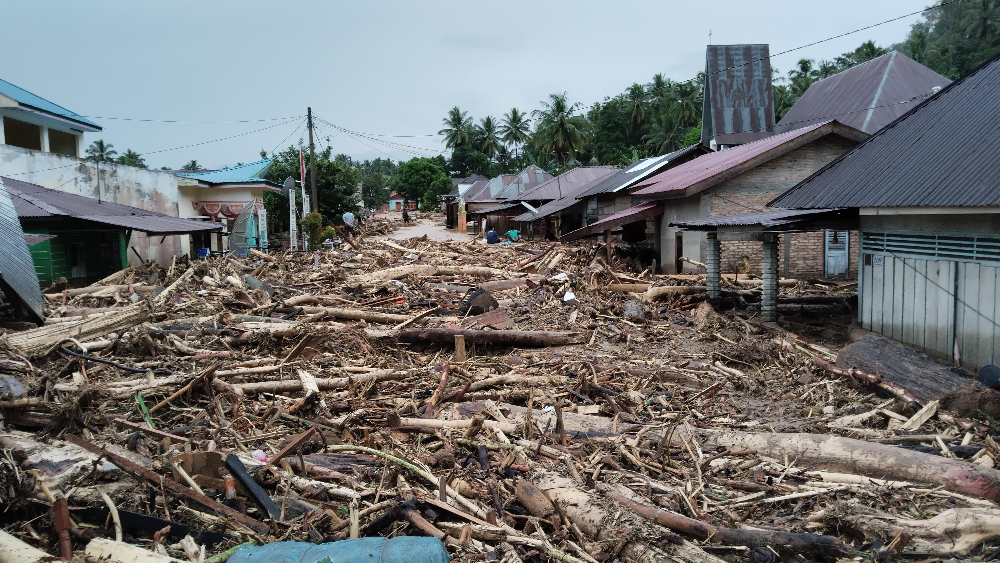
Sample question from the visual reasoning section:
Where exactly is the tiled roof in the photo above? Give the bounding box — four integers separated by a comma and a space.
0, 78, 101, 130
2, 176, 222, 235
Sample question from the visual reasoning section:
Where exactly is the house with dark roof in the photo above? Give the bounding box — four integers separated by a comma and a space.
775, 51, 950, 135
701, 44, 776, 149
625, 121, 868, 275
3, 176, 219, 286
763, 53, 1000, 371
0, 78, 101, 158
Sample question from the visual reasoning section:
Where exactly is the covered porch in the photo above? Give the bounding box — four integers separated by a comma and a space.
670, 208, 857, 321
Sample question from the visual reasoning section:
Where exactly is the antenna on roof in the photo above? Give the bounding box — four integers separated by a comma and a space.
709, 29, 712, 45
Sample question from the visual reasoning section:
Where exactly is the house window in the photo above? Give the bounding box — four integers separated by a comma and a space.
49, 129, 78, 157
3, 117, 42, 151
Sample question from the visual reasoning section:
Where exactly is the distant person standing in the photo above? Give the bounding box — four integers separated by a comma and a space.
402, 209, 410, 224
342, 210, 355, 237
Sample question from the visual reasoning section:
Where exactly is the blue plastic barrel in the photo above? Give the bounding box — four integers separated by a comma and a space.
227, 537, 450, 563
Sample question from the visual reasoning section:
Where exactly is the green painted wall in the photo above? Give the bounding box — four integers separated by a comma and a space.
23, 220, 128, 286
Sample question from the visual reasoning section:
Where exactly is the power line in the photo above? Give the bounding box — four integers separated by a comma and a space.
269, 118, 308, 155
138, 117, 301, 156
78, 115, 304, 124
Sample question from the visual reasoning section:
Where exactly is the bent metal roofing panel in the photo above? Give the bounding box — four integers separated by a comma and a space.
0, 177, 44, 323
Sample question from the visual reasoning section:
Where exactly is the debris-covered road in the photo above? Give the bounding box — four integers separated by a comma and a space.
1, 214, 999, 562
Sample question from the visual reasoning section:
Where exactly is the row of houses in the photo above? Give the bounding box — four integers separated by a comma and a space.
0, 77, 279, 289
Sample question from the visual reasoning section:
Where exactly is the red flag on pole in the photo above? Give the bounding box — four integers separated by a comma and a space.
299, 149, 305, 185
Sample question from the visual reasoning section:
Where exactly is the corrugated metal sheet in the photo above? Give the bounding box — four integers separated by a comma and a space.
702, 44, 775, 145
511, 167, 618, 202
23, 233, 57, 246
175, 158, 277, 185
511, 172, 613, 222
669, 208, 847, 229
3, 176, 222, 234
495, 166, 554, 199
560, 202, 663, 242
633, 121, 867, 197
459, 181, 488, 201
0, 177, 44, 323
770, 54, 1000, 209
0, 78, 101, 130
776, 52, 950, 134
575, 146, 707, 199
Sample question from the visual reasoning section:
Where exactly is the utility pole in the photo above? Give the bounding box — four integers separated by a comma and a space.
307, 107, 318, 213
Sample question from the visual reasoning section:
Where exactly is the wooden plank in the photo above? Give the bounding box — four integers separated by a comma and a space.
267, 427, 316, 466
65, 435, 269, 534
112, 418, 190, 444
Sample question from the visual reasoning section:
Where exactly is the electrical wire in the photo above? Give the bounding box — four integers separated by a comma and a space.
268, 118, 308, 156
138, 117, 301, 156
77, 115, 304, 124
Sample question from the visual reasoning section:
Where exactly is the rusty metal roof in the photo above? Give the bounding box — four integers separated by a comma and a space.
560, 202, 664, 242
632, 121, 868, 198
511, 167, 618, 202
510, 172, 614, 222
495, 166, 554, 200
670, 208, 851, 229
2, 176, 223, 235
770, 54, 1000, 209
575, 145, 710, 199
0, 177, 44, 323
702, 44, 775, 145
775, 52, 950, 135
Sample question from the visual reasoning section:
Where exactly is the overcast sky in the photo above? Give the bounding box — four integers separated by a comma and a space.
4, 1, 927, 170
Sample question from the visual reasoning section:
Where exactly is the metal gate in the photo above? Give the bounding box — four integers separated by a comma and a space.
824, 230, 849, 277
861, 231, 1000, 371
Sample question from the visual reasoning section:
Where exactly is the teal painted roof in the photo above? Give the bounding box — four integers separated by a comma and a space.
176, 158, 277, 185
0, 78, 101, 130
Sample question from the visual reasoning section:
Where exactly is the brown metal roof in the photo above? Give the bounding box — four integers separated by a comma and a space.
702, 44, 775, 145
560, 202, 664, 242
775, 51, 950, 134
770, 53, 1000, 209
511, 167, 618, 202
632, 121, 868, 198
510, 172, 615, 222
669, 208, 853, 230
2, 176, 222, 235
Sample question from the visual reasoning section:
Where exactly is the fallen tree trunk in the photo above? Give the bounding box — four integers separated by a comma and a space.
349, 265, 437, 284
607, 283, 651, 293
640, 286, 707, 303
297, 306, 411, 324
0, 529, 52, 563
0, 302, 150, 357
808, 503, 1000, 555
43, 285, 158, 299
691, 428, 1000, 504
231, 370, 406, 395
603, 488, 855, 557
398, 328, 583, 347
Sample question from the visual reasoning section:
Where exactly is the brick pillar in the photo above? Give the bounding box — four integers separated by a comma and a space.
761, 237, 779, 322
706, 231, 721, 299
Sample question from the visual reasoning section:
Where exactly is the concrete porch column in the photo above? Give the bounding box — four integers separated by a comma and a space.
706, 231, 721, 299
761, 235, 779, 322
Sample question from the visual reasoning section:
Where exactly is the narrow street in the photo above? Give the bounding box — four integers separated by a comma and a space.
371, 212, 474, 242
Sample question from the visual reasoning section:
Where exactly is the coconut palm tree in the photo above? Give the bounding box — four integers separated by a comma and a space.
532, 93, 589, 166
626, 83, 648, 129
116, 149, 146, 168
477, 116, 503, 159
438, 106, 472, 149
499, 108, 531, 155
674, 81, 703, 127
643, 105, 686, 155
966, 0, 1000, 41
180, 160, 203, 171
648, 73, 671, 109
85, 140, 117, 162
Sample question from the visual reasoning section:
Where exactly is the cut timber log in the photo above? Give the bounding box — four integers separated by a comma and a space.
640, 286, 706, 303
691, 428, 1000, 504
398, 328, 583, 347
297, 306, 411, 324
607, 283, 651, 293
43, 285, 158, 299
154, 267, 194, 307
349, 265, 436, 284
0, 529, 52, 563
603, 487, 854, 557
0, 302, 150, 357
232, 370, 406, 394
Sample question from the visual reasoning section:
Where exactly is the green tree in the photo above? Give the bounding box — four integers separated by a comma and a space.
262, 144, 360, 236
448, 145, 491, 177
672, 80, 703, 127
626, 83, 648, 129
499, 108, 531, 156
966, 0, 1000, 42
180, 160, 203, 171
643, 105, 686, 155
394, 157, 450, 206
648, 73, 671, 109
683, 122, 702, 147
116, 149, 146, 168
358, 158, 397, 210
532, 92, 590, 166
439, 106, 472, 149
85, 140, 117, 162
477, 116, 503, 159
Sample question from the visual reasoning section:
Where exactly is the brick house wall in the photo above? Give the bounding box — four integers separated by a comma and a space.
660, 133, 860, 276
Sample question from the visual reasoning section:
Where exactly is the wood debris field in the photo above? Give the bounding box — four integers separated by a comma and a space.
1, 214, 999, 563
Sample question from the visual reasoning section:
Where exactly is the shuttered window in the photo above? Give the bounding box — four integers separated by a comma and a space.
862, 231, 1000, 265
